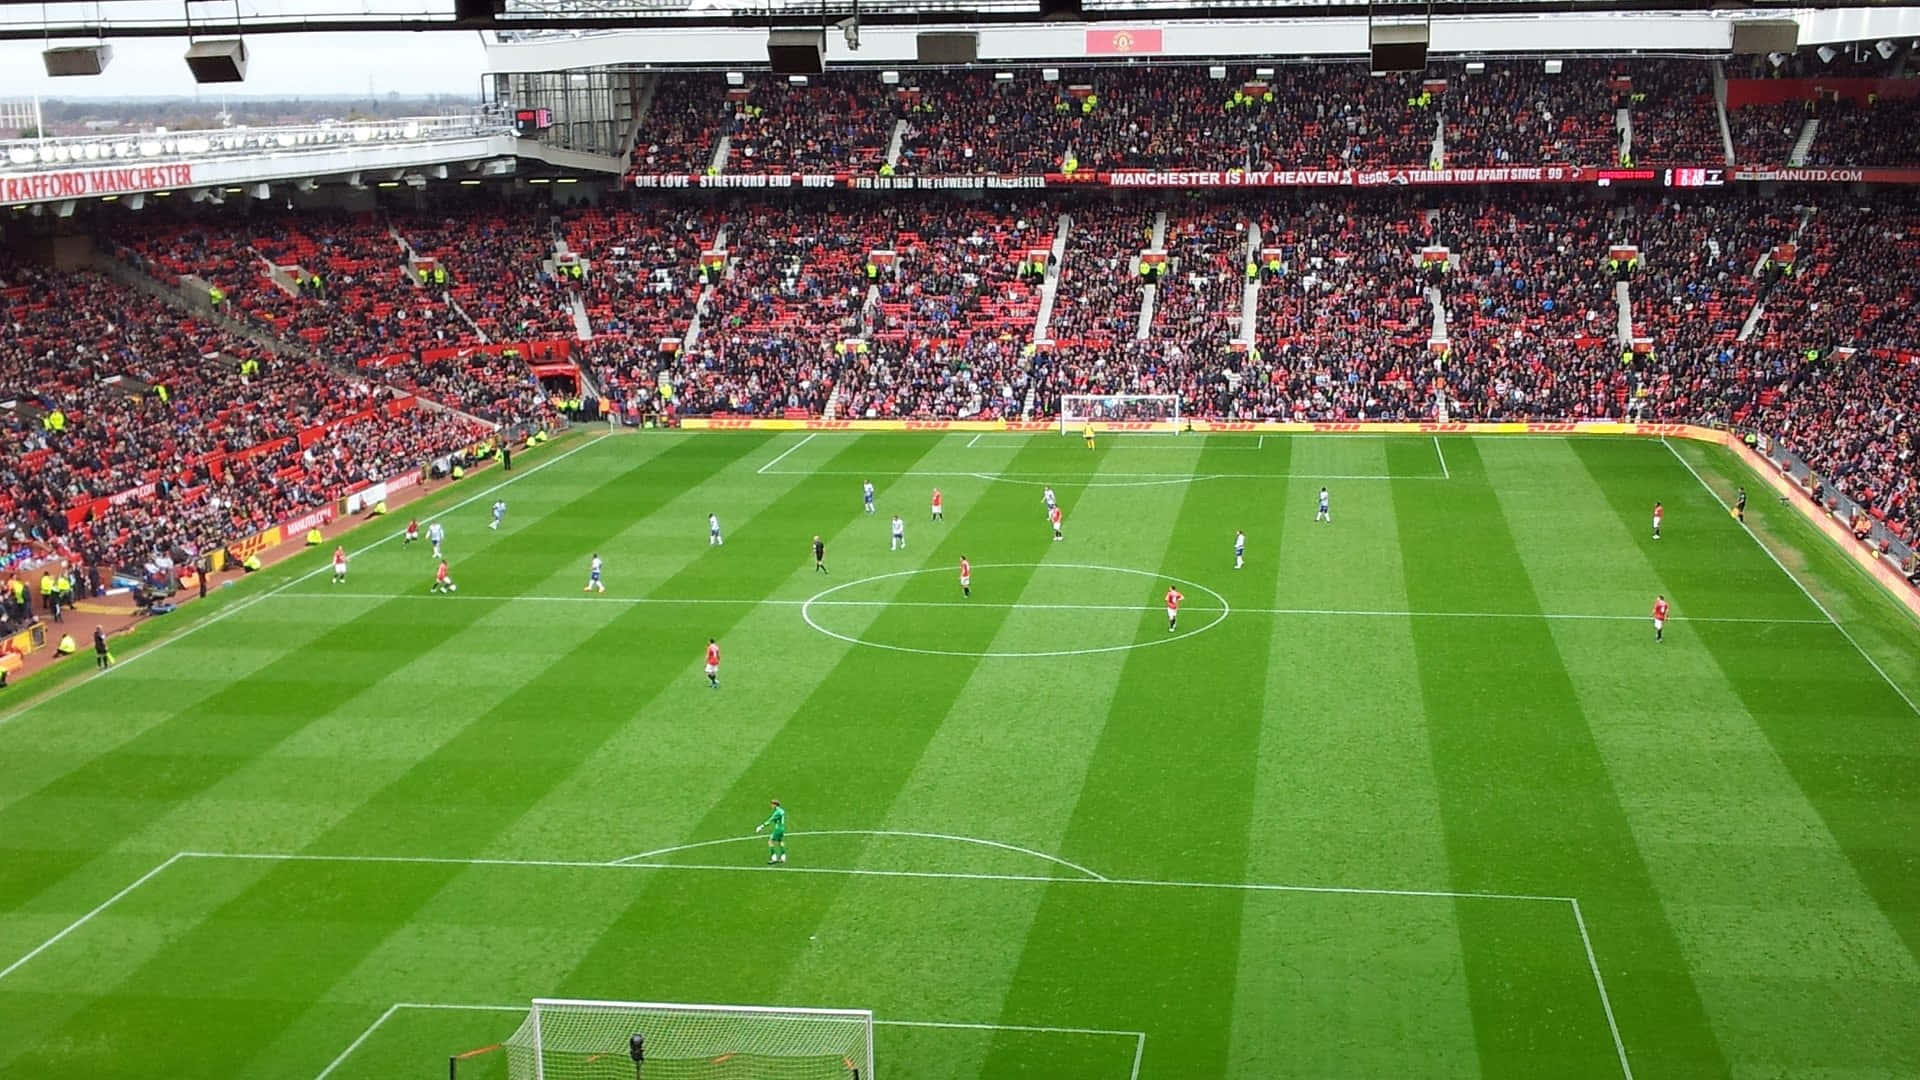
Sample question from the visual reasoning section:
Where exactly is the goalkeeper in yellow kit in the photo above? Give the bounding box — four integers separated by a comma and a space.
756, 799, 787, 864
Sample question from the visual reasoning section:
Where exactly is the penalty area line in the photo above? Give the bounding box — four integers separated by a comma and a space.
609, 829, 1109, 881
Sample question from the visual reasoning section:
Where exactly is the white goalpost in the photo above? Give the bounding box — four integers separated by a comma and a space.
1058, 393, 1183, 434
503, 998, 876, 1080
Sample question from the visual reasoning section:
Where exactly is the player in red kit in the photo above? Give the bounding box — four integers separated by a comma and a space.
1166, 586, 1184, 631
931, 487, 944, 522
432, 560, 455, 594
1652, 595, 1669, 642
1049, 504, 1063, 542
959, 556, 971, 598
331, 545, 348, 585
403, 518, 419, 545
705, 638, 721, 689
1652, 501, 1663, 541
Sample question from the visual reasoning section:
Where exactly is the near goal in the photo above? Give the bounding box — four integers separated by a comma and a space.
501, 998, 875, 1080
1059, 393, 1182, 434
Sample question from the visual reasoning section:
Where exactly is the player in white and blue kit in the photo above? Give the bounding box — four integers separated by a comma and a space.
708, 513, 723, 546
1043, 485, 1057, 511
489, 499, 506, 531
584, 554, 605, 593
427, 521, 445, 559
862, 480, 876, 515
1316, 487, 1331, 523
1234, 529, 1246, 570
890, 515, 906, 551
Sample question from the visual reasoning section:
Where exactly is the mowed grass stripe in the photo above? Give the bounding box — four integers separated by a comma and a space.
0, 434, 774, 1077
0, 434, 647, 928
1394, 438, 1724, 1078
760, 439, 1219, 1079
1488, 440, 1920, 1077
1570, 440, 1920, 1069
978, 436, 1283, 1078
535, 435, 1105, 1023
472, 433, 1027, 862
1228, 439, 1482, 1078
1664, 439, 1920, 700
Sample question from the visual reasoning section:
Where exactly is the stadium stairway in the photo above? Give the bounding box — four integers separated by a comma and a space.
885, 119, 908, 170
97, 253, 325, 367
1030, 213, 1071, 343
1713, 60, 1738, 165
1616, 107, 1633, 165
707, 134, 732, 176
1428, 112, 1446, 169
1614, 280, 1633, 347
681, 225, 729, 353
1135, 210, 1169, 340
1238, 222, 1261, 346
1789, 118, 1820, 166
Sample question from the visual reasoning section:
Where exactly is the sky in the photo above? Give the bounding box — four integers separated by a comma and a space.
0, 14, 490, 99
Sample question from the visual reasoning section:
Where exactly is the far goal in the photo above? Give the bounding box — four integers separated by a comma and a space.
1059, 393, 1182, 434
500, 998, 875, 1080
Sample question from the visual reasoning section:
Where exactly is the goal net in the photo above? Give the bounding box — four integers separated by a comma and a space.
502, 998, 875, 1080
1058, 394, 1182, 434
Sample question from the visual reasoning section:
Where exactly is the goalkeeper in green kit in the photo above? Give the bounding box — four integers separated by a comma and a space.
756, 799, 787, 864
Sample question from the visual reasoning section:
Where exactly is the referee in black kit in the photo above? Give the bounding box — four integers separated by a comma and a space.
1735, 486, 1747, 522
813, 535, 828, 574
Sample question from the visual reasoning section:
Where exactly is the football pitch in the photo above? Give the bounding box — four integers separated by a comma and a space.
3, 429, 1918, 1079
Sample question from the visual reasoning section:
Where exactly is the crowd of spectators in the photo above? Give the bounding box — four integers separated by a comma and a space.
0, 250, 500, 588
1625, 62, 1726, 163
629, 58, 1920, 176
1805, 95, 1920, 167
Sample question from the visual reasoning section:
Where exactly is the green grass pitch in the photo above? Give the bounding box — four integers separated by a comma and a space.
2, 430, 1918, 1079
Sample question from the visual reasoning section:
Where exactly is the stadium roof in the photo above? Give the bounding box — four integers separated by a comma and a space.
0, 0, 1900, 40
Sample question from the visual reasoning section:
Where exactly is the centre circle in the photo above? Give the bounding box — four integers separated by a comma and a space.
800, 563, 1231, 659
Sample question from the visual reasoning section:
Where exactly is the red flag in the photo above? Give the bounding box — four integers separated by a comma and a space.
1085, 28, 1162, 55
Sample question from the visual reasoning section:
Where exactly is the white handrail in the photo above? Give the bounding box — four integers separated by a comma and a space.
0, 114, 514, 172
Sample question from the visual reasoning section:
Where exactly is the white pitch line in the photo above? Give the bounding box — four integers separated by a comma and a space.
171, 850, 1572, 903
314, 1003, 402, 1080
1662, 438, 1920, 717
0, 853, 185, 983
756, 432, 818, 474
760, 468, 1429, 483
1434, 435, 1451, 480
0, 849, 1567, 993
0, 432, 612, 729
274, 592, 1827, 626
1132, 1031, 1147, 1080
877, 1018, 1144, 1038
1572, 898, 1636, 1080
609, 829, 1108, 881
966, 431, 985, 449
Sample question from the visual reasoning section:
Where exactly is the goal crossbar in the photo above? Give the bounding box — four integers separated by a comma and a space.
1058, 393, 1182, 434
508, 997, 876, 1080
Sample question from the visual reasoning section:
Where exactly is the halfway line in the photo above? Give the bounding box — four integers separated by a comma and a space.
279, 592, 1827, 626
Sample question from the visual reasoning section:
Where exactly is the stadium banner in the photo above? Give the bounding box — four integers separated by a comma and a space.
681, 417, 1725, 438
344, 481, 387, 515
386, 467, 423, 496
281, 506, 336, 537
0, 163, 195, 203
226, 526, 283, 564
684, 418, 1008, 432
1728, 166, 1920, 184
630, 165, 1920, 190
